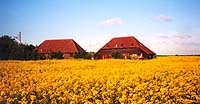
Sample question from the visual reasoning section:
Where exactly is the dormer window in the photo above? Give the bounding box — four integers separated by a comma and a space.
115, 44, 118, 48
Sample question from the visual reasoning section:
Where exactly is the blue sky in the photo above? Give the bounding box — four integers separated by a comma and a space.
1, 0, 200, 55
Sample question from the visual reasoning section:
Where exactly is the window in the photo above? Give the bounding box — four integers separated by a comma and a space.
115, 44, 118, 48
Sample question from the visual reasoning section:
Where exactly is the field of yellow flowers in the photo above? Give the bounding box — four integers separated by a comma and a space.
0, 56, 200, 104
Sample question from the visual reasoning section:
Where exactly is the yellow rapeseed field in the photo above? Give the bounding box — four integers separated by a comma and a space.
0, 56, 200, 104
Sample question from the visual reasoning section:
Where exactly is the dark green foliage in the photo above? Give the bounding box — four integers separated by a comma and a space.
49, 50, 64, 59
73, 52, 81, 59
23, 44, 45, 60
111, 51, 122, 59
0, 35, 25, 60
0, 35, 44, 60
28, 51, 45, 60
49, 50, 57, 59
0, 35, 17, 59
56, 51, 64, 59
73, 52, 92, 59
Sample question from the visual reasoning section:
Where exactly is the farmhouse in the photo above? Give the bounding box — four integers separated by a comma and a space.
36, 39, 85, 58
94, 36, 156, 59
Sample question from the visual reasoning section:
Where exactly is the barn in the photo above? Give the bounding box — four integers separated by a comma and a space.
36, 39, 85, 59
94, 36, 156, 59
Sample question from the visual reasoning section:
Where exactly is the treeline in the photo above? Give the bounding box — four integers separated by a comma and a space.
0, 35, 44, 60
0, 35, 92, 60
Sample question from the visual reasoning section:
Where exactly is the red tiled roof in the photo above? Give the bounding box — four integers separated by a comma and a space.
101, 36, 155, 54
37, 39, 84, 53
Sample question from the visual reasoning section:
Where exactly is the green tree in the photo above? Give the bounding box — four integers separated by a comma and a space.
27, 51, 45, 60
0, 35, 18, 59
49, 50, 64, 59
73, 52, 80, 59
0, 35, 45, 60
111, 51, 122, 59
73, 52, 92, 59
49, 50, 57, 59
56, 51, 64, 59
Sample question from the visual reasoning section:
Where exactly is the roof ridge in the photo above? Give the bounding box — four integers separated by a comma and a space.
45, 39, 74, 41
112, 36, 135, 39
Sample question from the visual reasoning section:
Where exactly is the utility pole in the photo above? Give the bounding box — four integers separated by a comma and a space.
18, 32, 22, 44
14, 32, 22, 44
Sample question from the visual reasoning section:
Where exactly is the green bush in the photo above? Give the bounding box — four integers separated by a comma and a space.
73, 52, 92, 59
111, 51, 122, 59
49, 50, 64, 59
0, 35, 45, 60
56, 51, 64, 59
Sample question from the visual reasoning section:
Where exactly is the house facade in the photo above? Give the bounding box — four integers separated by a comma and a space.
94, 36, 156, 59
36, 39, 85, 59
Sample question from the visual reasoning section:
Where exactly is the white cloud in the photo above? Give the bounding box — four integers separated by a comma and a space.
158, 35, 169, 39
172, 34, 192, 39
157, 33, 192, 39
97, 18, 123, 26
153, 32, 200, 54
155, 15, 173, 22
